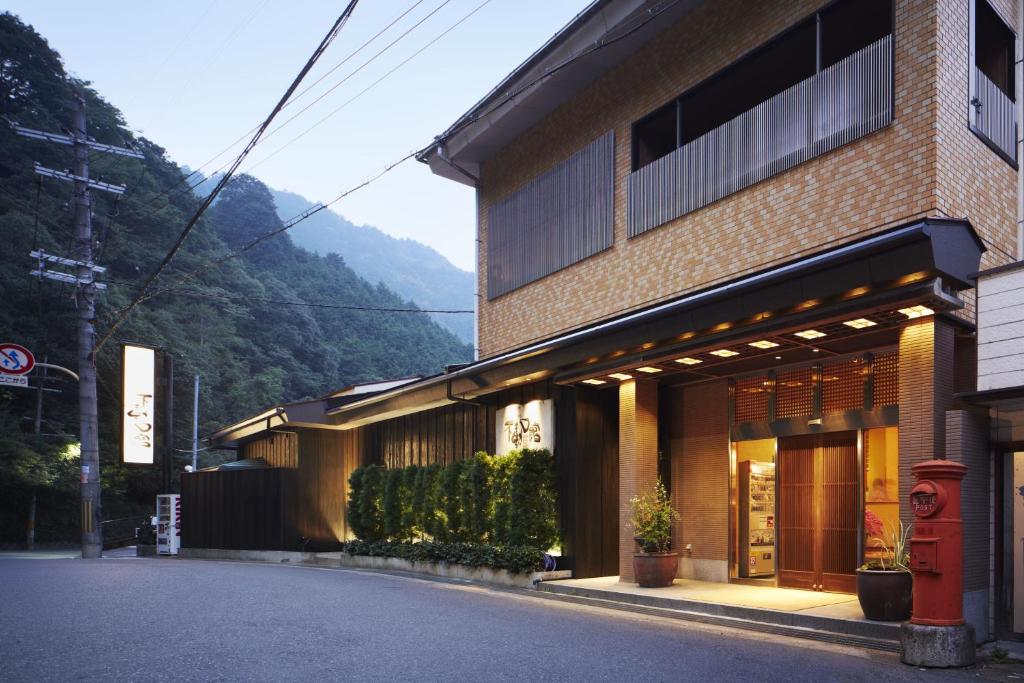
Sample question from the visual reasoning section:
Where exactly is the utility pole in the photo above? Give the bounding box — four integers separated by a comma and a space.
72, 95, 102, 559
12, 94, 143, 558
191, 374, 200, 472
162, 352, 174, 494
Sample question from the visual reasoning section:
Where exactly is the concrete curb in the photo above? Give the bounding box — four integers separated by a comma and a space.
176, 547, 571, 589
532, 588, 902, 652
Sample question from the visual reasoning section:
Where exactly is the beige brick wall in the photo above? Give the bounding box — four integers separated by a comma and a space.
474, 0, 1018, 359
618, 378, 659, 582
670, 380, 730, 565
897, 317, 956, 527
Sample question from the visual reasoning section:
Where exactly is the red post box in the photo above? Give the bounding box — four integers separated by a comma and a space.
908, 459, 966, 626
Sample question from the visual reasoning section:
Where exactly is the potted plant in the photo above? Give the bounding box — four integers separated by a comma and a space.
628, 480, 679, 588
856, 509, 912, 621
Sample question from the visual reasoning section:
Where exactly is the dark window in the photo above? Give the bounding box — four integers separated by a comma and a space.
976, 0, 1015, 99
820, 0, 892, 69
679, 19, 815, 145
630, 0, 894, 172
632, 101, 678, 170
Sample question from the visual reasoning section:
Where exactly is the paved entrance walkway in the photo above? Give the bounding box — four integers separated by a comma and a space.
555, 575, 863, 620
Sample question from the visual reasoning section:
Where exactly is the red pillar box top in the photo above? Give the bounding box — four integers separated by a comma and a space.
911, 459, 966, 520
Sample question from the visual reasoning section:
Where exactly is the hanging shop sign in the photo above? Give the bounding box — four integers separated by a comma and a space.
122, 344, 156, 464
496, 399, 554, 456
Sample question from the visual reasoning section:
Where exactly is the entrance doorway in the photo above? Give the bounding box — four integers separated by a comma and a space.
778, 431, 859, 593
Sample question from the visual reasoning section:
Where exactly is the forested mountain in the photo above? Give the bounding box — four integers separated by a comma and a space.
270, 189, 476, 344
0, 13, 471, 543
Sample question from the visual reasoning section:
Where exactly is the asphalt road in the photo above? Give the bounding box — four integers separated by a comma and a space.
0, 555, 1012, 682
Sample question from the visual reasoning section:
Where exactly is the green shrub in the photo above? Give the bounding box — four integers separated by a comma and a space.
508, 449, 559, 550
343, 539, 546, 574
357, 464, 385, 541
440, 459, 467, 542
422, 463, 443, 539
462, 452, 492, 543
346, 467, 366, 540
490, 454, 513, 545
382, 467, 409, 541
345, 448, 559, 553
401, 465, 419, 536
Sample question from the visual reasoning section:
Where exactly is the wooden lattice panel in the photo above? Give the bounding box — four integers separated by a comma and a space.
821, 358, 865, 414
776, 367, 815, 419
734, 375, 771, 423
873, 352, 898, 407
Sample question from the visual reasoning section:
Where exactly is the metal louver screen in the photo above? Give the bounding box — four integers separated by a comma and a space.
776, 367, 815, 419
628, 34, 893, 237
487, 131, 615, 298
734, 375, 771, 422
822, 358, 865, 414
872, 352, 898, 407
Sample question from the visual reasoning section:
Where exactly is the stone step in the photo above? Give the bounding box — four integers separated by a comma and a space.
537, 581, 901, 652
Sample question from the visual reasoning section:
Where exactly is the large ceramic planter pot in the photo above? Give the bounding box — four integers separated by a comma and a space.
856, 568, 912, 621
633, 552, 679, 588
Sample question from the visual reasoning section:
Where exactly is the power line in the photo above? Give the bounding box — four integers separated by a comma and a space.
106, 280, 472, 313
99, 150, 417, 321
94, 0, 361, 356
145, 0, 430, 206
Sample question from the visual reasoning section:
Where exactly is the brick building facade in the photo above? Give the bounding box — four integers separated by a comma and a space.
207, 0, 1023, 642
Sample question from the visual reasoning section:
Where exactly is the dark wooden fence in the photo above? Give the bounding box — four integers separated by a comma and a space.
181, 468, 299, 551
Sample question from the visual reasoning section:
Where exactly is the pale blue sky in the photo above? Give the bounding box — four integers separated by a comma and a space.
6, 1, 585, 271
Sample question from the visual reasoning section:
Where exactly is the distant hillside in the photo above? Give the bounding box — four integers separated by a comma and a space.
0, 11, 472, 543
270, 189, 476, 344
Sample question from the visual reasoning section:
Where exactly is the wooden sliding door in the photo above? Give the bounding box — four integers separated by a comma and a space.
778, 431, 859, 593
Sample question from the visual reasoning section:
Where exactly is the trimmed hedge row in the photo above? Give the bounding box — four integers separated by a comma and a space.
346, 448, 558, 551
342, 539, 547, 574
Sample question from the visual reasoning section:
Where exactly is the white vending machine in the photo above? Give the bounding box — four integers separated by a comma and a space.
156, 494, 181, 555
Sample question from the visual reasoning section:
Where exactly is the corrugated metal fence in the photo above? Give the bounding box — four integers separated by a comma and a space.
628, 35, 893, 237
487, 130, 615, 298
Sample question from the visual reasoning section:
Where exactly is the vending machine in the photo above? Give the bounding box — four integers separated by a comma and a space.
739, 461, 775, 578
156, 494, 181, 555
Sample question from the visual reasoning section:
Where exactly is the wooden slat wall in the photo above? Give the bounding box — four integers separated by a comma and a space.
296, 429, 365, 545
240, 431, 298, 468
559, 386, 619, 579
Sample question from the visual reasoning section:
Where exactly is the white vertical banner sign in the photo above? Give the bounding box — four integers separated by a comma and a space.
495, 399, 554, 456
122, 344, 156, 464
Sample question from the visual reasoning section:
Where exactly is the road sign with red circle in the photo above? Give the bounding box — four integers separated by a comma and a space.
0, 343, 35, 375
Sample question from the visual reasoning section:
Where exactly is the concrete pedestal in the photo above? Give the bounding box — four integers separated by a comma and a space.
899, 622, 976, 667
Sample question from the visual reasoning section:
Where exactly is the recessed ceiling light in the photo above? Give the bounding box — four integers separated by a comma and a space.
676, 357, 703, 365
898, 305, 934, 319
843, 318, 877, 329
582, 378, 606, 385
775, 356, 782, 360
608, 373, 633, 381
710, 349, 739, 358
635, 366, 662, 374
794, 329, 826, 340
748, 340, 779, 349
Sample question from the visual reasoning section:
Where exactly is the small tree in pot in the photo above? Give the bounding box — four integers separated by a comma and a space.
856, 510, 912, 621
628, 480, 679, 588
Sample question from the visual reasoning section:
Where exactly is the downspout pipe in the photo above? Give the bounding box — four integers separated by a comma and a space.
436, 144, 479, 185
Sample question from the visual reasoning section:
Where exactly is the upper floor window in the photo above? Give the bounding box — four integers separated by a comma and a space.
970, 0, 1017, 166
631, 0, 892, 172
